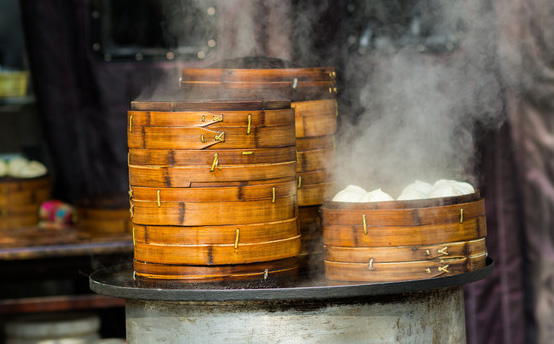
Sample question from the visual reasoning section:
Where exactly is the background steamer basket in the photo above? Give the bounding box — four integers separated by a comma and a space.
0, 176, 52, 229
321, 192, 488, 283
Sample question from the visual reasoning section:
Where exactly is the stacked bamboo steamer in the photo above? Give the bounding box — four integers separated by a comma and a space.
128, 99, 300, 284
0, 176, 51, 229
322, 193, 487, 283
180, 59, 338, 275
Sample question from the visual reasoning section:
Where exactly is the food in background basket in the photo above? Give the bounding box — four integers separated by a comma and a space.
5, 157, 47, 178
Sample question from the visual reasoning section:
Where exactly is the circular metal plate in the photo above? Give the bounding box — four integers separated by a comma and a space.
90, 258, 494, 301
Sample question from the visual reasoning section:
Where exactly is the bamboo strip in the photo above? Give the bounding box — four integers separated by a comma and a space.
324, 238, 486, 263
129, 161, 296, 187
323, 216, 487, 247
133, 218, 298, 245
134, 235, 301, 265
131, 196, 296, 226
324, 254, 487, 282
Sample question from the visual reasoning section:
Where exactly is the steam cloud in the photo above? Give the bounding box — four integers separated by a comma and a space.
150, 0, 504, 195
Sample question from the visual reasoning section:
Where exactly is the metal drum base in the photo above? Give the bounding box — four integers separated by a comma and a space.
125, 287, 465, 344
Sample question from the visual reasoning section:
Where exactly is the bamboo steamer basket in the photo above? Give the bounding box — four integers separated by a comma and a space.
129, 99, 300, 283
322, 192, 487, 282
0, 176, 52, 229
75, 194, 132, 235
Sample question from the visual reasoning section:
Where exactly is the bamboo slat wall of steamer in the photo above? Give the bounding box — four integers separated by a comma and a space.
128, 100, 300, 284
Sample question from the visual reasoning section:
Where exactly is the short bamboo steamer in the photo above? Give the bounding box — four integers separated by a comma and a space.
75, 195, 132, 235
129, 99, 300, 283
0, 176, 52, 229
322, 193, 487, 282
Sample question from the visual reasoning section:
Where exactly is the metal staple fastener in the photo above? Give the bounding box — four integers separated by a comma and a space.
213, 114, 223, 122
132, 227, 136, 245
210, 153, 219, 172
129, 115, 133, 132
426, 268, 432, 274
129, 187, 133, 199
130, 203, 134, 219
460, 208, 464, 223
438, 265, 450, 274
247, 114, 252, 135
438, 247, 449, 256
272, 187, 276, 204
157, 190, 161, 208
201, 114, 205, 122
426, 249, 431, 256
201, 134, 205, 143
292, 78, 298, 89
215, 132, 225, 142
368, 258, 374, 270
363, 214, 367, 235
242, 151, 253, 155
264, 269, 269, 281
298, 176, 302, 188
234, 228, 240, 249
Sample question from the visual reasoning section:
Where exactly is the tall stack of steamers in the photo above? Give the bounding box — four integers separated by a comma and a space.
127, 60, 487, 284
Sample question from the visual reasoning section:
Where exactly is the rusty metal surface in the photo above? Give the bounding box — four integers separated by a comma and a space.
90, 258, 493, 302
124, 287, 467, 344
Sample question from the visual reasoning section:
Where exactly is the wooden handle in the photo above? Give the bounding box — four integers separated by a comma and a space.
134, 235, 301, 265
181, 67, 336, 83
322, 199, 485, 227
133, 218, 298, 245
298, 183, 330, 206
323, 216, 487, 247
129, 161, 296, 187
130, 179, 296, 203
296, 135, 335, 152
134, 257, 299, 281
128, 124, 296, 150
324, 254, 487, 282
128, 108, 294, 128
129, 147, 296, 166
131, 100, 291, 111
131, 196, 297, 226
324, 238, 486, 263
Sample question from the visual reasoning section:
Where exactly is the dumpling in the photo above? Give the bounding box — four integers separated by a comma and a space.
332, 185, 367, 202
361, 188, 394, 202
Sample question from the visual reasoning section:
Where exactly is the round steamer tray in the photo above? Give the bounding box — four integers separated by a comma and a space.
90, 258, 493, 301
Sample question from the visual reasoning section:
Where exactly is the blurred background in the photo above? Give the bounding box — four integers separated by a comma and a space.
1, 0, 552, 343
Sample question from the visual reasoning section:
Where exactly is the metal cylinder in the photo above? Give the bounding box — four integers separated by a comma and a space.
125, 286, 466, 344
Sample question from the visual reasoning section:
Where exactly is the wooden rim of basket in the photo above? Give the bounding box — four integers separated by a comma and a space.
134, 235, 301, 265
128, 124, 296, 150
134, 257, 299, 280
130, 196, 297, 226
298, 183, 330, 206
296, 135, 335, 152
0, 175, 52, 192
295, 112, 337, 138
129, 147, 296, 166
128, 108, 294, 129
323, 216, 487, 247
131, 100, 291, 111
130, 179, 296, 203
322, 198, 485, 227
324, 238, 486, 263
181, 67, 336, 82
324, 253, 487, 282
133, 218, 299, 245
297, 148, 335, 173
0, 188, 51, 206
292, 99, 338, 116
129, 161, 296, 187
